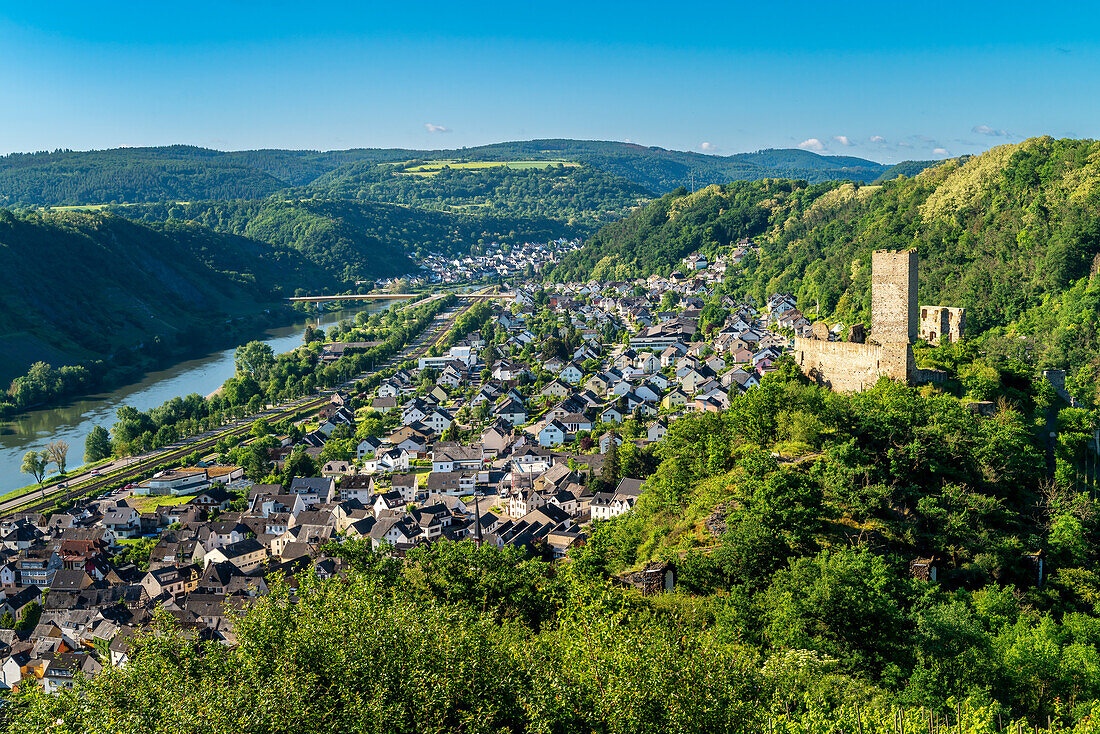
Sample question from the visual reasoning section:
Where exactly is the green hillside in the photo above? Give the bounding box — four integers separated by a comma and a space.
874, 158, 944, 182
0, 195, 577, 403
546, 180, 789, 281
0, 208, 337, 385
7, 369, 1100, 731
446, 139, 899, 190
575, 359, 1099, 729
0, 146, 290, 206
301, 161, 651, 226
553, 137, 1100, 400
0, 140, 914, 208
739, 137, 1100, 396
119, 198, 579, 274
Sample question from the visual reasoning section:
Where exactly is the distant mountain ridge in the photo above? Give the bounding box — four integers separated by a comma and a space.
0, 139, 929, 387
0, 140, 917, 207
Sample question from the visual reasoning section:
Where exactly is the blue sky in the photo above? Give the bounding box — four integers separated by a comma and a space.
0, 1, 1096, 162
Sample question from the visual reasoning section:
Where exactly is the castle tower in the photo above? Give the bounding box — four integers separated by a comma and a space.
871, 250, 917, 344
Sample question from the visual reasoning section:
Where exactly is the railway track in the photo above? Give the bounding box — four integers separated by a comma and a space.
0, 292, 487, 518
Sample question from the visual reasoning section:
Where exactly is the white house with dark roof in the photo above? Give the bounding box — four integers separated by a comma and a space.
537, 420, 569, 448
431, 444, 484, 473
494, 397, 527, 426
560, 362, 584, 384
424, 408, 454, 434
590, 478, 645, 521
356, 436, 382, 459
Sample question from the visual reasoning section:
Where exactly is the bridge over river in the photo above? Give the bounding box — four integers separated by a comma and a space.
287, 292, 512, 304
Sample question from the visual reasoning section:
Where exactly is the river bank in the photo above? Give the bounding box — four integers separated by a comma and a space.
0, 300, 397, 494
0, 304, 302, 419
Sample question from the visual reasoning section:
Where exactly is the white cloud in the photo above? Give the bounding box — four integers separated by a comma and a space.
972, 124, 1008, 137
797, 138, 826, 152
700, 141, 716, 151
933, 148, 949, 156
870, 135, 886, 144
832, 135, 852, 146
424, 123, 451, 134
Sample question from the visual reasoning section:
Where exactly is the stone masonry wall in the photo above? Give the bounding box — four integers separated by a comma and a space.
792, 248, 918, 393
793, 337, 912, 393
871, 250, 918, 343
918, 305, 966, 345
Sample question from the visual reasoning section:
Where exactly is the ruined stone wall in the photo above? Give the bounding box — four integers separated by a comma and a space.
793, 337, 913, 393
918, 306, 966, 345
1042, 369, 1081, 408
872, 250, 918, 343
793, 249, 918, 393
914, 368, 948, 384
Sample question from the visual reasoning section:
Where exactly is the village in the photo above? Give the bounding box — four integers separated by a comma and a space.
0, 241, 958, 692
377, 238, 583, 289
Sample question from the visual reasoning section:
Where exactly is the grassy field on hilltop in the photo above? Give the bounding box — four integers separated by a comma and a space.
301, 160, 651, 225
398, 159, 578, 175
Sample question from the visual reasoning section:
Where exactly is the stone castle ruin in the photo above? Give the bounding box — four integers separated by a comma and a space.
919, 306, 965, 345
793, 250, 965, 392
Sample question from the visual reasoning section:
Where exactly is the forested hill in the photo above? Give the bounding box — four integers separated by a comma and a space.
442, 140, 897, 190
298, 161, 652, 227
0, 209, 333, 383
547, 179, 788, 282
0, 195, 578, 386
0, 146, 290, 206
0, 140, 909, 207
118, 198, 576, 278
551, 136, 1100, 392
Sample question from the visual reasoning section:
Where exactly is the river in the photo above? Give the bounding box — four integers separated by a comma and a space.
0, 301, 399, 494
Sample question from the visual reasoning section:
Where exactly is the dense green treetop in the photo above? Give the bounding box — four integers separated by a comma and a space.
577, 360, 1100, 724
